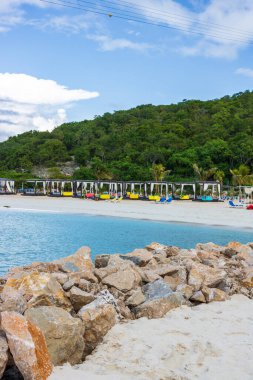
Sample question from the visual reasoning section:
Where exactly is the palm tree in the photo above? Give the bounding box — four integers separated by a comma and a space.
150, 164, 171, 195
230, 165, 253, 187
214, 170, 225, 185
193, 164, 217, 181
151, 164, 171, 182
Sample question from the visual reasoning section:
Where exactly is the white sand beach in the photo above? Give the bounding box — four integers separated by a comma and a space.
0, 195, 252, 229
50, 295, 253, 380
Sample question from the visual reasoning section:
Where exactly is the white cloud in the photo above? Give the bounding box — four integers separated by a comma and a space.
0, 73, 99, 141
0, 0, 45, 31
29, 13, 97, 34
87, 34, 152, 52
236, 67, 253, 78
126, 0, 253, 58
0, 73, 98, 104
1, 0, 253, 58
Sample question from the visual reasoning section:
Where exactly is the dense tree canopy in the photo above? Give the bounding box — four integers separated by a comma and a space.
0, 91, 253, 183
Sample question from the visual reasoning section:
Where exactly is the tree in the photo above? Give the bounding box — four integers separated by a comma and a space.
0, 91, 253, 182
214, 170, 225, 184
230, 165, 253, 186
150, 164, 171, 182
193, 164, 217, 181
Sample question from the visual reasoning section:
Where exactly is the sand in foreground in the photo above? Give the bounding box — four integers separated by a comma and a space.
50, 295, 253, 380
1, 195, 253, 228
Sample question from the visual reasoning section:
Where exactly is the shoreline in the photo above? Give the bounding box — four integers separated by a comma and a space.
0, 195, 253, 229
1, 205, 253, 232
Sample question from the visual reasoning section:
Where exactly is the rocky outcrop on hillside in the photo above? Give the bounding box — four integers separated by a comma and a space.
0, 241, 252, 379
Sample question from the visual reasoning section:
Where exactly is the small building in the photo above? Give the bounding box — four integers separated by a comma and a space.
0, 178, 15, 194
22, 179, 47, 196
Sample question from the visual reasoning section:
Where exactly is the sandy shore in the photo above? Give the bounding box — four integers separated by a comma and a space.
50, 295, 253, 380
0, 195, 252, 228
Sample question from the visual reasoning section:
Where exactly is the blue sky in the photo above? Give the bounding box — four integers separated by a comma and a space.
0, 0, 253, 140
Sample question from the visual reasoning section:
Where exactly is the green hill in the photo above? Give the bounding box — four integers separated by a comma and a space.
1, 91, 253, 183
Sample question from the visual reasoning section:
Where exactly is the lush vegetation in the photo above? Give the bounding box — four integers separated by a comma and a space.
1, 91, 253, 184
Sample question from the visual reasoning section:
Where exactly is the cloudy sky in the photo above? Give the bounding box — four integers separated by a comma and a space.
0, 0, 253, 140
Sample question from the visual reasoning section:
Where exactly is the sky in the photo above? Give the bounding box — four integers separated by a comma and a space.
0, 0, 253, 141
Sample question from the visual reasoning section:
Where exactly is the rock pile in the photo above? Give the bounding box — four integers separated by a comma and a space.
0, 241, 252, 379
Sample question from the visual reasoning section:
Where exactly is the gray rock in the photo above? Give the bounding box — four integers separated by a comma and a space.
62, 279, 75, 291
134, 292, 185, 319
95, 254, 111, 268
79, 290, 118, 311
120, 249, 153, 267
143, 279, 173, 301
119, 255, 142, 266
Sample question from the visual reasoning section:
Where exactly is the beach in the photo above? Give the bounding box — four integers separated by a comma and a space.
50, 295, 253, 380
0, 195, 252, 229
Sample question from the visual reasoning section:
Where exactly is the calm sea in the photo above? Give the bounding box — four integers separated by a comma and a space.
0, 210, 252, 275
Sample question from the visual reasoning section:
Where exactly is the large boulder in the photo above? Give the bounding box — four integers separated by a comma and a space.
188, 268, 204, 291
134, 292, 185, 319
62, 278, 75, 291
1, 311, 52, 380
125, 288, 145, 307
241, 267, 253, 289
69, 286, 95, 312
188, 263, 226, 289
0, 286, 27, 314
0, 333, 8, 378
7, 262, 61, 277
196, 242, 222, 253
68, 270, 98, 284
95, 254, 111, 269
133, 279, 185, 319
103, 266, 141, 292
145, 243, 180, 258
53, 246, 94, 273
120, 249, 153, 267
154, 264, 181, 277
5, 272, 72, 311
25, 306, 85, 366
142, 278, 173, 300
190, 290, 206, 303
176, 284, 194, 299
227, 242, 253, 255
202, 286, 227, 302
164, 268, 187, 291
78, 300, 117, 358
137, 268, 161, 283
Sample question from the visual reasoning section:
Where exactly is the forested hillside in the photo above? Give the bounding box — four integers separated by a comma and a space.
0, 91, 253, 182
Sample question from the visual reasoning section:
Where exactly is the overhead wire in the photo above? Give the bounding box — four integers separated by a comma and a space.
39, 0, 253, 45
74, 0, 253, 41
99, 0, 253, 39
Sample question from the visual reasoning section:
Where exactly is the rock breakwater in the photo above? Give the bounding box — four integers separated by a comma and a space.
0, 241, 252, 379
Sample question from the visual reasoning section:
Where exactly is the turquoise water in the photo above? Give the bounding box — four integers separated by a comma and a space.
0, 210, 252, 275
